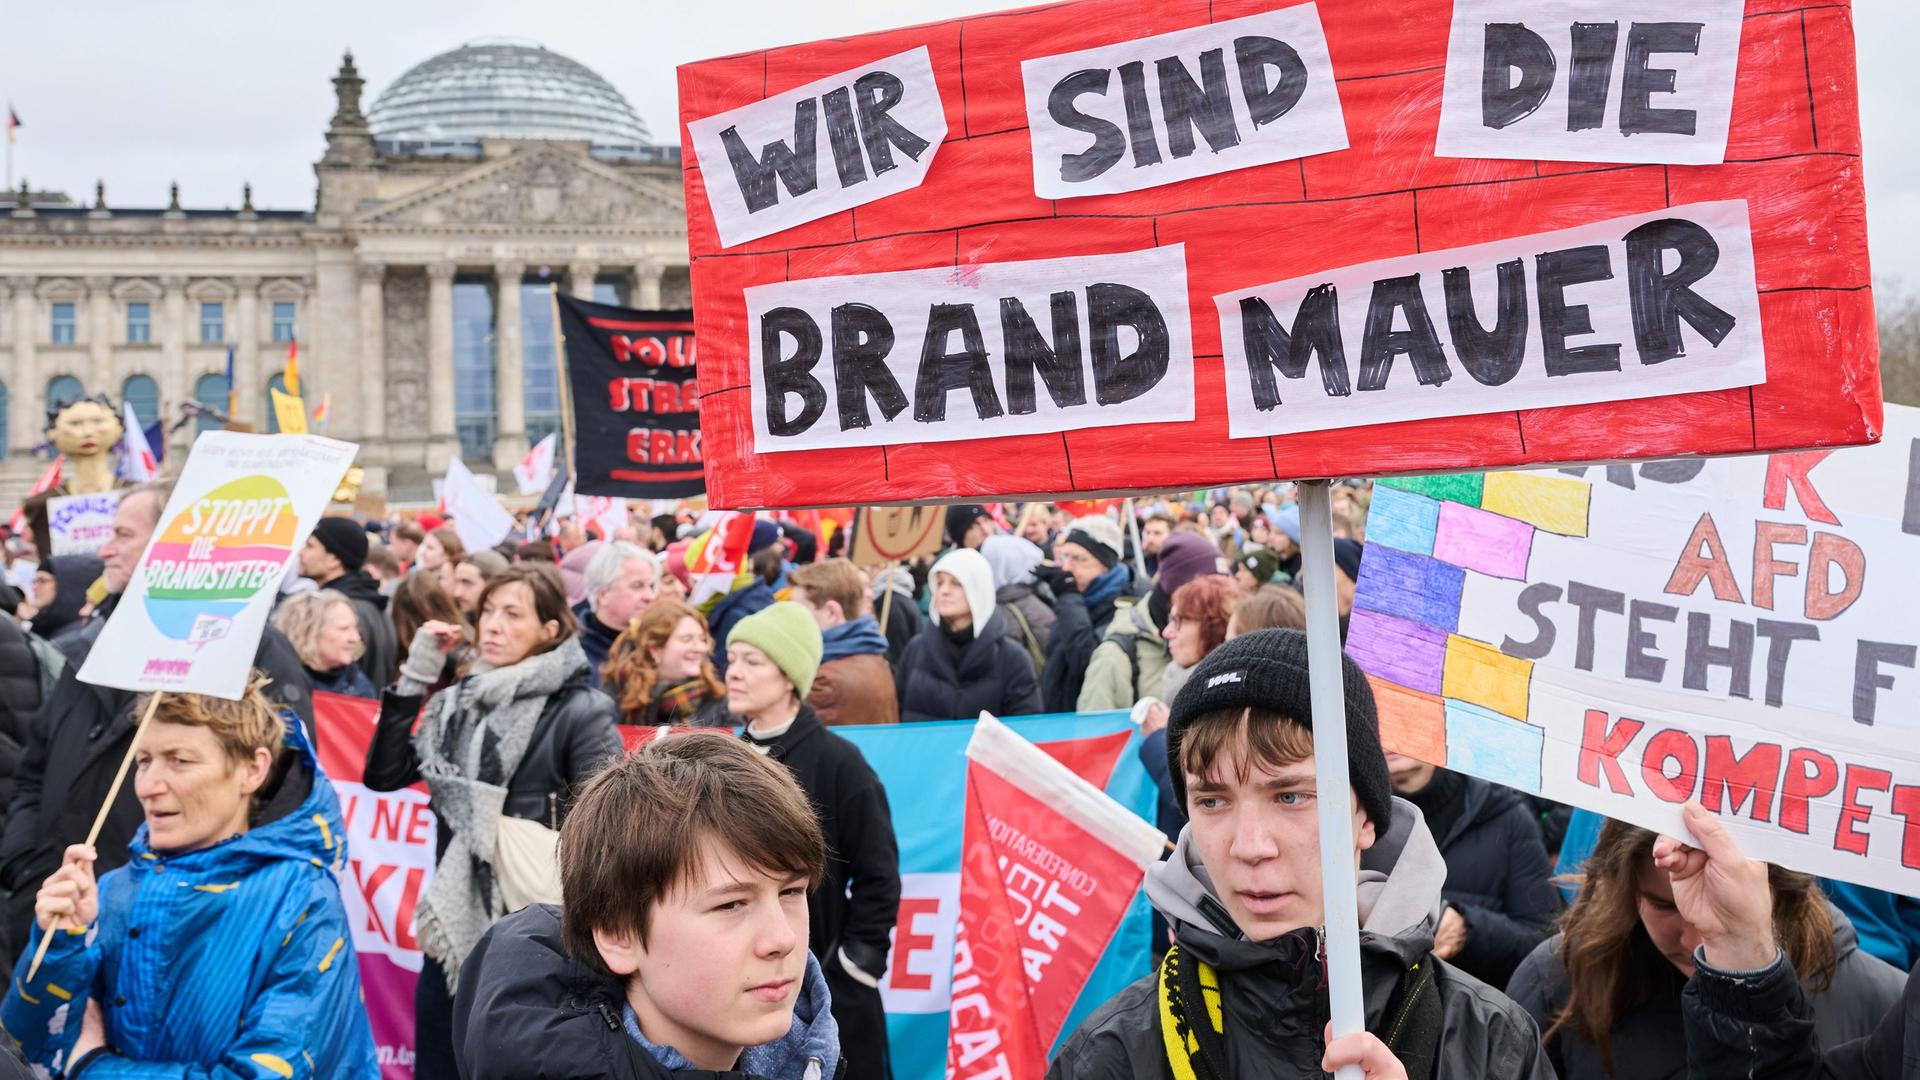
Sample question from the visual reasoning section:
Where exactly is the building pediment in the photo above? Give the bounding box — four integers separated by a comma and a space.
353, 146, 683, 231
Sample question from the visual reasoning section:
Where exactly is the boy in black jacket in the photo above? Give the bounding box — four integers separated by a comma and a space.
453, 734, 844, 1079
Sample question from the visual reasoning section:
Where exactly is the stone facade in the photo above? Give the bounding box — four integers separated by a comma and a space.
0, 52, 689, 504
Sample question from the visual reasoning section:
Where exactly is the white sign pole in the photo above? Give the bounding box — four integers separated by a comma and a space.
1298, 478, 1364, 1080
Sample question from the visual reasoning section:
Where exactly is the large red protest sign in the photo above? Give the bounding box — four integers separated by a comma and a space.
678, 1, 1873, 510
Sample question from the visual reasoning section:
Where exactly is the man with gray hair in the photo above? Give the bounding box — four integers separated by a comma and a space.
573, 540, 659, 687
0, 480, 314, 963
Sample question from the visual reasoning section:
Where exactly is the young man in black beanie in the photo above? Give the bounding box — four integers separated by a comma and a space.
1049, 629, 1550, 1080
299, 515, 398, 687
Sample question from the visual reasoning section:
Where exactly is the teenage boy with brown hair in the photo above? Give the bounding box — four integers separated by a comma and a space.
1049, 629, 1551, 1079
451, 733, 846, 1079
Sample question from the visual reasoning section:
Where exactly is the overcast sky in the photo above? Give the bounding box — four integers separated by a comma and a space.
3, 0, 1913, 292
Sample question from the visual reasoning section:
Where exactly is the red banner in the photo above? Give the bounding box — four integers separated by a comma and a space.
313, 692, 436, 1080
946, 718, 1165, 1077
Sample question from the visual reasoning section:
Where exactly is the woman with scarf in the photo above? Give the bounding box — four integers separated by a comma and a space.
601, 597, 732, 727
273, 588, 377, 699
1034, 514, 1142, 712
364, 564, 621, 1080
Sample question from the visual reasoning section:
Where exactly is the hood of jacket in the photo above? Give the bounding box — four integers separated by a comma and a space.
821, 615, 889, 663
31, 554, 104, 640
980, 534, 1046, 591
127, 709, 341, 873
868, 566, 914, 601
930, 547, 997, 640
327, 567, 389, 612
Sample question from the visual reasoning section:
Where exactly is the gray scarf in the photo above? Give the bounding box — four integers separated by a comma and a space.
413, 636, 589, 991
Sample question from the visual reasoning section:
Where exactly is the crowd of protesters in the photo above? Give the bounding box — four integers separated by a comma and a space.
1, 475, 1918, 1079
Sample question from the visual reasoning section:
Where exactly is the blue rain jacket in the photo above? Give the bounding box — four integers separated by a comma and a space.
3, 715, 378, 1078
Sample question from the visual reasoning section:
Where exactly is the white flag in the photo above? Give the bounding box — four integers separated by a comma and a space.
119, 403, 157, 482
513, 433, 557, 495
442, 457, 516, 553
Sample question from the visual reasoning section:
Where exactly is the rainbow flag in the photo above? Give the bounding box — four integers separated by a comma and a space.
311, 393, 331, 432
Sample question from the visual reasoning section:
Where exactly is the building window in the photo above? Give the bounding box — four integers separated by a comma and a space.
0, 380, 8, 459
193, 373, 229, 433
122, 374, 160, 430
126, 302, 152, 344
272, 301, 296, 344
50, 302, 76, 344
46, 375, 85, 410
521, 281, 561, 450
453, 279, 497, 462
200, 302, 224, 344
592, 277, 625, 307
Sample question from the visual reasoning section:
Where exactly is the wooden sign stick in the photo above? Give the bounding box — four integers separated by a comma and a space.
24, 690, 166, 982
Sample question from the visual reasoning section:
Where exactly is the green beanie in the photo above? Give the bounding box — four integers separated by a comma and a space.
726, 601, 823, 698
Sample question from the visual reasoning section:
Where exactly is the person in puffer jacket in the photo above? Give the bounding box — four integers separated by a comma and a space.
1049, 631, 1552, 1079
895, 548, 1041, 723
3, 685, 378, 1078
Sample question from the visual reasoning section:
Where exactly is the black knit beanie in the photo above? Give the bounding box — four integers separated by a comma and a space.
1165, 628, 1394, 828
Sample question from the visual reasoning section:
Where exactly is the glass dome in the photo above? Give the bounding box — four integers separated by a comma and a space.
368, 39, 651, 150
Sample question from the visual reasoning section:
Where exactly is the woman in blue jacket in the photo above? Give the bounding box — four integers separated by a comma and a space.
4, 686, 378, 1078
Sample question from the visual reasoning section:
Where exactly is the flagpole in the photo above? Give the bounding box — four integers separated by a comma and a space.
547, 283, 578, 532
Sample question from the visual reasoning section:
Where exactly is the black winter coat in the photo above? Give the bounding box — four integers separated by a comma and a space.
453, 904, 848, 1080
572, 599, 620, 689
1040, 573, 1142, 713
327, 568, 398, 688
1681, 948, 1919, 1080
0, 593, 315, 954
1512, 910, 1904, 1080
895, 610, 1043, 724
1409, 770, 1560, 989
363, 662, 620, 859
742, 707, 900, 1077
0, 617, 39, 824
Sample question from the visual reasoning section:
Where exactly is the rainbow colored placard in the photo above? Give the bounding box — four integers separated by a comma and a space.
78, 431, 358, 700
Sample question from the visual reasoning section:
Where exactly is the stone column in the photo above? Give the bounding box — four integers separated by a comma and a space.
567, 262, 599, 301
5, 277, 34, 457
425, 262, 458, 472
233, 277, 262, 429
634, 261, 663, 310
85, 276, 113, 395
357, 262, 386, 442
491, 261, 527, 471
159, 276, 188, 454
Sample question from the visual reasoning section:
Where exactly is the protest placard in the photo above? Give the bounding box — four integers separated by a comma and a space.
46, 490, 122, 556
555, 295, 705, 499
849, 505, 946, 567
440, 456, 516, 554
1349, 404, 1920, 895
680, 0, 1873, 510
76, 431, 357, 699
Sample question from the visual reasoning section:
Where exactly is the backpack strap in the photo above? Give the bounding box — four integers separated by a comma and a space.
1003, 603, 1047, 676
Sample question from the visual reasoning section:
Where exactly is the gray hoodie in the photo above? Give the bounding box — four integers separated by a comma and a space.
1048, 798, 1554, 1079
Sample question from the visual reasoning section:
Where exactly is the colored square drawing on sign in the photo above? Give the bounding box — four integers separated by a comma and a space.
1443, 701, 1544, 794
1364, 486, 1441, 556
1378, 473, 1484, 507
1441, 635, 1531, 721
1432, 501, 1534, 581
1480, 472, 1592, 537
1346, 610, 1449, 696
1351, 546, 1465, 631
1370, 676, 1447, 767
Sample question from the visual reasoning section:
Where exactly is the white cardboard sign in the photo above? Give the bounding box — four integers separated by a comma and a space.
1022, 4, 1348, 199
1351, 407, 1920, 895
747, 245, 1195, 454
47, 491, 123, 556
1216, 199, 1764, 438
77, 432, 358, 699
687, 47, 948, 248
1435, 0, 1745, 165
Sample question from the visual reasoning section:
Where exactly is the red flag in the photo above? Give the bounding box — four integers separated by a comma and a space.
6, 456, 63, 535
946, 715, 1165, 1077
1054, 498, 1122, 520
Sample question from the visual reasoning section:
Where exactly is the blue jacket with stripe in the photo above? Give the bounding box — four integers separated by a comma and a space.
2, 716, 378, 1079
